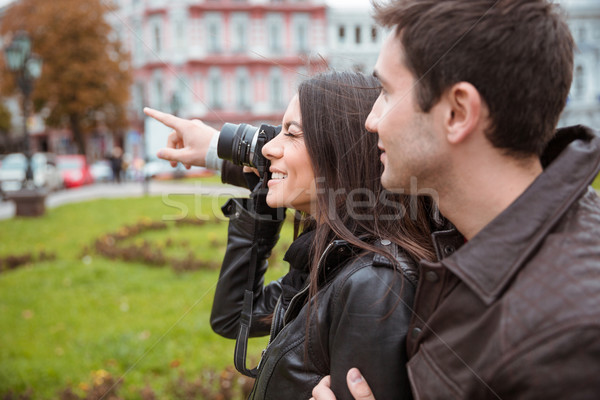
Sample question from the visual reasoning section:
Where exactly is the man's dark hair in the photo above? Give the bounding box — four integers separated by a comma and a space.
373, 0, 574, 157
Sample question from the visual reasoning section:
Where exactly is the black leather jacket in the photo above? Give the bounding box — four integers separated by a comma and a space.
211, 197, 418, 399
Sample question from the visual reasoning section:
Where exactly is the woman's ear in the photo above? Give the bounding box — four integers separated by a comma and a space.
443, 82, 483, 145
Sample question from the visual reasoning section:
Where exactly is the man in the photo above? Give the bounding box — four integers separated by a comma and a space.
312, 0, 600, 399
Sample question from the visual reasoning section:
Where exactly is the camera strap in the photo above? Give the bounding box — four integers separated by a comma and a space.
233, 179, 268, 378
233, 247, 259, 378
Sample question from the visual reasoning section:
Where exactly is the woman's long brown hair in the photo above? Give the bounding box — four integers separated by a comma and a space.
297, 70, 436, 316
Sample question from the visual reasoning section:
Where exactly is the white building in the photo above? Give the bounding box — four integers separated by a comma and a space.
110, 0, 329, 131
326, 5, 386, 73
558, 0, 600, 130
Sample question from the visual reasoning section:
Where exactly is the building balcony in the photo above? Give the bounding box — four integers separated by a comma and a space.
188, 0, 326, 13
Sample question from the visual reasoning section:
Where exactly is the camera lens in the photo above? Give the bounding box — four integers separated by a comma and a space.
217, 123, 259, 167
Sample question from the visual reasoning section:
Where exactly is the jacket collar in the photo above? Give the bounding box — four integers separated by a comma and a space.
440, 125, 600, 305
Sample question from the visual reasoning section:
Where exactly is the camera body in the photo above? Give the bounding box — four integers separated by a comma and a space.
217, 123, 278, 177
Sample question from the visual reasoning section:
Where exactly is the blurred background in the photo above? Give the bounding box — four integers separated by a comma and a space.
0, 0, 598, 185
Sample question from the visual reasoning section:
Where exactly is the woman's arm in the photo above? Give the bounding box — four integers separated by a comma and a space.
326, 263, 416, 400
210, 197, 286, 339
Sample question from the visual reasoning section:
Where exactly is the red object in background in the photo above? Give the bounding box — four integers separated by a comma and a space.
56, 155, 94, 188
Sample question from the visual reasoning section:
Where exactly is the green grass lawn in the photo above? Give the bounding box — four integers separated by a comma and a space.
593, 172, 600, 190
0, 195, 293, 399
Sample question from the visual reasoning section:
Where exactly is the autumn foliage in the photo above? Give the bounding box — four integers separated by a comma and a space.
1, 0, 132, 154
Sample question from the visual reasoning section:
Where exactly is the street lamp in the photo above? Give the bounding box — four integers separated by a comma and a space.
3, 31, 46, 217
169, 92, 184, 178
4, 31, 43, 188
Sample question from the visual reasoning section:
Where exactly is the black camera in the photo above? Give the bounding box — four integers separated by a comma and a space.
217, 123, 278, 176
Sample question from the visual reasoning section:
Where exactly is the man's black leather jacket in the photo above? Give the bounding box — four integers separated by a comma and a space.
211, 197, 418, 399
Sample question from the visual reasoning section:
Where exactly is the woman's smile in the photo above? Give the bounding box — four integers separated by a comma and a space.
262, 95, 317, 214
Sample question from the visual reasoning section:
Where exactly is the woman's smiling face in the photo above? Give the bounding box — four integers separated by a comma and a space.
262, 95, 317, 214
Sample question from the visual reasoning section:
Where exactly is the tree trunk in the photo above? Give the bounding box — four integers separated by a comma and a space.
69, 114, 86, 155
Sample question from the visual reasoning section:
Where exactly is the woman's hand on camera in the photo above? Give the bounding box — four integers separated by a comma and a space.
243, 166, 260, 177
143, 107, 218, 169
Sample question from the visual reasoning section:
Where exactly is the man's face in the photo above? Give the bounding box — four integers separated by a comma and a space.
366, 33, 445, 192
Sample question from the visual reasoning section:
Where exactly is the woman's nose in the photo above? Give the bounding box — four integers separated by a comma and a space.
262, 134, 284, 160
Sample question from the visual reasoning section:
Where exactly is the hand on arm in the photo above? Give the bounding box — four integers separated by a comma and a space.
310, 370, 375, 400
143, 107, 218, 169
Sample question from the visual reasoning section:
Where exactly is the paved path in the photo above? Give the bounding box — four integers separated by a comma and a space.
0, 181, 249, 220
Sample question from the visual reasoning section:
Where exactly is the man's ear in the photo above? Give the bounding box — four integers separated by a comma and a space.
443, 82, 483, 145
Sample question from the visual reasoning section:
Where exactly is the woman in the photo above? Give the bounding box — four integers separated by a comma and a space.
208, 71, 436, 399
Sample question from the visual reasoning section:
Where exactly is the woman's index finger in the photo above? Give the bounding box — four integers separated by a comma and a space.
143, 107, 185, 130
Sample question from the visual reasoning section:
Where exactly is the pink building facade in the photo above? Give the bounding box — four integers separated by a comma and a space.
112, 0, 328, 133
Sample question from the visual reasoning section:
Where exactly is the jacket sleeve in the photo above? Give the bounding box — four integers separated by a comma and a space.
210, 197, 286, 339
220, 161, 248, 188
326, 262, 416, 400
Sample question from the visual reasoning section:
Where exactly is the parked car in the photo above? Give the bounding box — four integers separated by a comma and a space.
0, 153, 63, 195
56, 155, 94, 188
90, 160, 113, 182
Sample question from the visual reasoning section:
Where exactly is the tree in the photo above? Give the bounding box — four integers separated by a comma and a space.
0, 102, 11, 134
0, 0, 132, 155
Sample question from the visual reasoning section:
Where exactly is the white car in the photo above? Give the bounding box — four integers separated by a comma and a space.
90, 160, 113, 182
0, 153, 63, 194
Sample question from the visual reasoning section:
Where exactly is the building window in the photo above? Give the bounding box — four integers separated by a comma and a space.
371, 26, 378, 43
235, 23, 246, 52
270, 68, 283, 108
267, 13, 284, 54
172, 76, 189, 115
133, 22, 143, 63
578, 26, 587, 42
153, 24, 162, 53
174, 19, 185, 51
236, 68, 251, 110
208, 24, 220, 53
338, 25, 345, 44
293, 14, 309, 53
231, 13, 249, 53
208, 69, 222, 109
154, 80, 163, 109
269, 24, 282, 53
190, 16, 202, 44
355, 26, 361, 44
297, 24, 308, 52
206, 13, 223, 53
573, 65, 585, 100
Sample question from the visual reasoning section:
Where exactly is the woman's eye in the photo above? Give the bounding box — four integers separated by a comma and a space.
284, 131, 302, 138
